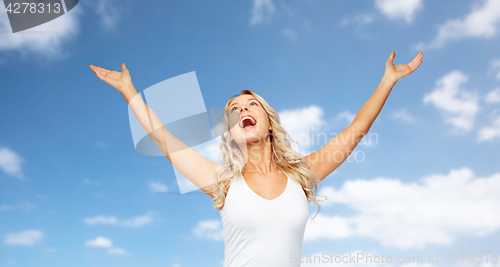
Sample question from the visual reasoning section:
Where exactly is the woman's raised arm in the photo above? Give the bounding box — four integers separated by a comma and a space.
304, 51, 423, 183
89, 63, 221, 197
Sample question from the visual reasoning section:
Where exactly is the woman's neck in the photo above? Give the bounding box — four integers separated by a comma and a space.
242, 141, 277, 175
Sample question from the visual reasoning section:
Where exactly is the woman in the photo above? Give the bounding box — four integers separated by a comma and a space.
89, 50, 423, 266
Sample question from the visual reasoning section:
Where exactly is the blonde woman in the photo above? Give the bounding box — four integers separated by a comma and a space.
89, 51, 423, 266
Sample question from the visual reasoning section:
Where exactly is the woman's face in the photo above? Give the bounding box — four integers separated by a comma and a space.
227, 94, 272, 147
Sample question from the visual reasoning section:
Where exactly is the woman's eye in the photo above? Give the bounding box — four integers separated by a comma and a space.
250, 102, 257, 106
231, 107, 237, 112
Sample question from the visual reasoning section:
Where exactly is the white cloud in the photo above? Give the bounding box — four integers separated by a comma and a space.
121, 213, 153, 227
279, 105, 327, 154
0, 3, 82, 60
5, 260, 18, 265
85, 236, 128, 255
0, 202, 35, 211
485, 88, 500, 104
389, 108, 417, 123
83, 178, 100, 186
477, 77, 500, 142
415, 0, 500, 50
423, 71, 479, 131
304, 215, 354, 241
374, 0, 423, 24
84, 215, 118, 225
192, 220, 224, 241
0, 205, 12, 211
302, 20, 313, 33
4, 230, 43, 246
339, 13, 375, 27
279, 107, 377, 153
305, 167, 500, 249
336, 110, 356, 124
196, 136, 222, 164
282, 28, 298, 40
84, 213, 152, 227
250, 0, 275, 25
489, 58, 500, 80
0, 147, 25, 179
477, 111, 500, 141
107, 247, 127, 255
94, 141, 109, 148
94, 0, 120, 30
149, 181, 169, 193
85, 236, 112, 248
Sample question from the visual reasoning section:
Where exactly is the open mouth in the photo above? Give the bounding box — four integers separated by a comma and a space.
240, 115, 257, 129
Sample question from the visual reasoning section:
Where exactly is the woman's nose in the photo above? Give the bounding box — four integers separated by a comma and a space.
240, 106, 249, 112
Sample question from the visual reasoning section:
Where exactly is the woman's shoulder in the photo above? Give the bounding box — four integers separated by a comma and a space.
207, 169, 243, 210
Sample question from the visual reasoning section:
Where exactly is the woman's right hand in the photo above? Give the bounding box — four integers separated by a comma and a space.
89, 63, 132, 92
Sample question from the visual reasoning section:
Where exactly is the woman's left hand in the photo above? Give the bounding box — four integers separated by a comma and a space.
383, 51, 423, 83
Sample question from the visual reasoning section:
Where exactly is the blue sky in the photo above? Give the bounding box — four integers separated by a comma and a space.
1, 0, 500, 266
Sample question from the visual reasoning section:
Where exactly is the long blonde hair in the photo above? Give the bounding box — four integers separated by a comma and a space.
210, 90, 326, 221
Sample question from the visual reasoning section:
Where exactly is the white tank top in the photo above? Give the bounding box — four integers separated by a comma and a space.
219, 171, 310, 267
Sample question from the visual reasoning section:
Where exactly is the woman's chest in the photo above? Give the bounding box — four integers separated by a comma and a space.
220, 179, 310, 233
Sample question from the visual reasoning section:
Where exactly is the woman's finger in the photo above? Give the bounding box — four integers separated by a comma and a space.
90, 65, 107, 77
93, 65, 106, 73
409, 61, 417, 69
410, 52, 423, 63
408, 52, 420, 65
387, 51, 395, 62
410, 53, 423, 67
93, 67, 105, 76
95, 68, 109, 81
90, 66, 102, 78
409, 60, 423, 71
96, 66, 111, 74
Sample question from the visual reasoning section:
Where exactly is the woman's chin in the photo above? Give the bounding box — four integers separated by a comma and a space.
244, 132, 268, 144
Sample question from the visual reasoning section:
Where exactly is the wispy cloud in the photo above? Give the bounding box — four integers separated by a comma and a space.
477, 110, 500, 141
195, 136, 222, 164
389, 108, 417, 123
83, 178, 100, 186
85, 236, 128, 255
279, 105, 327, 154
281, 28, 298, 40
374, 0, 423, 24
4, 230, 44, 246
488, 58, 500, 80
84, 216, 118, 225
0, 147, 25, 180
0, 202, 35, 211
339, 13, 375, 27
121, 213, 153, 227
107, 247, 128, 255
423, 71, 479, 131
84, 213, 153, 227
485, 88, 500, 104
415, 0, 500, 50
148, 181, 169, 193
93, 0, 121, 30
336, 110, 356, 124
250, 0, 275, 25
192, 220, 224, 241
305, 167, 500, 249
85, 236, 112, 247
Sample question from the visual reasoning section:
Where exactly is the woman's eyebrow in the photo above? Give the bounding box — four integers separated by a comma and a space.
229, 98, 256, 108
